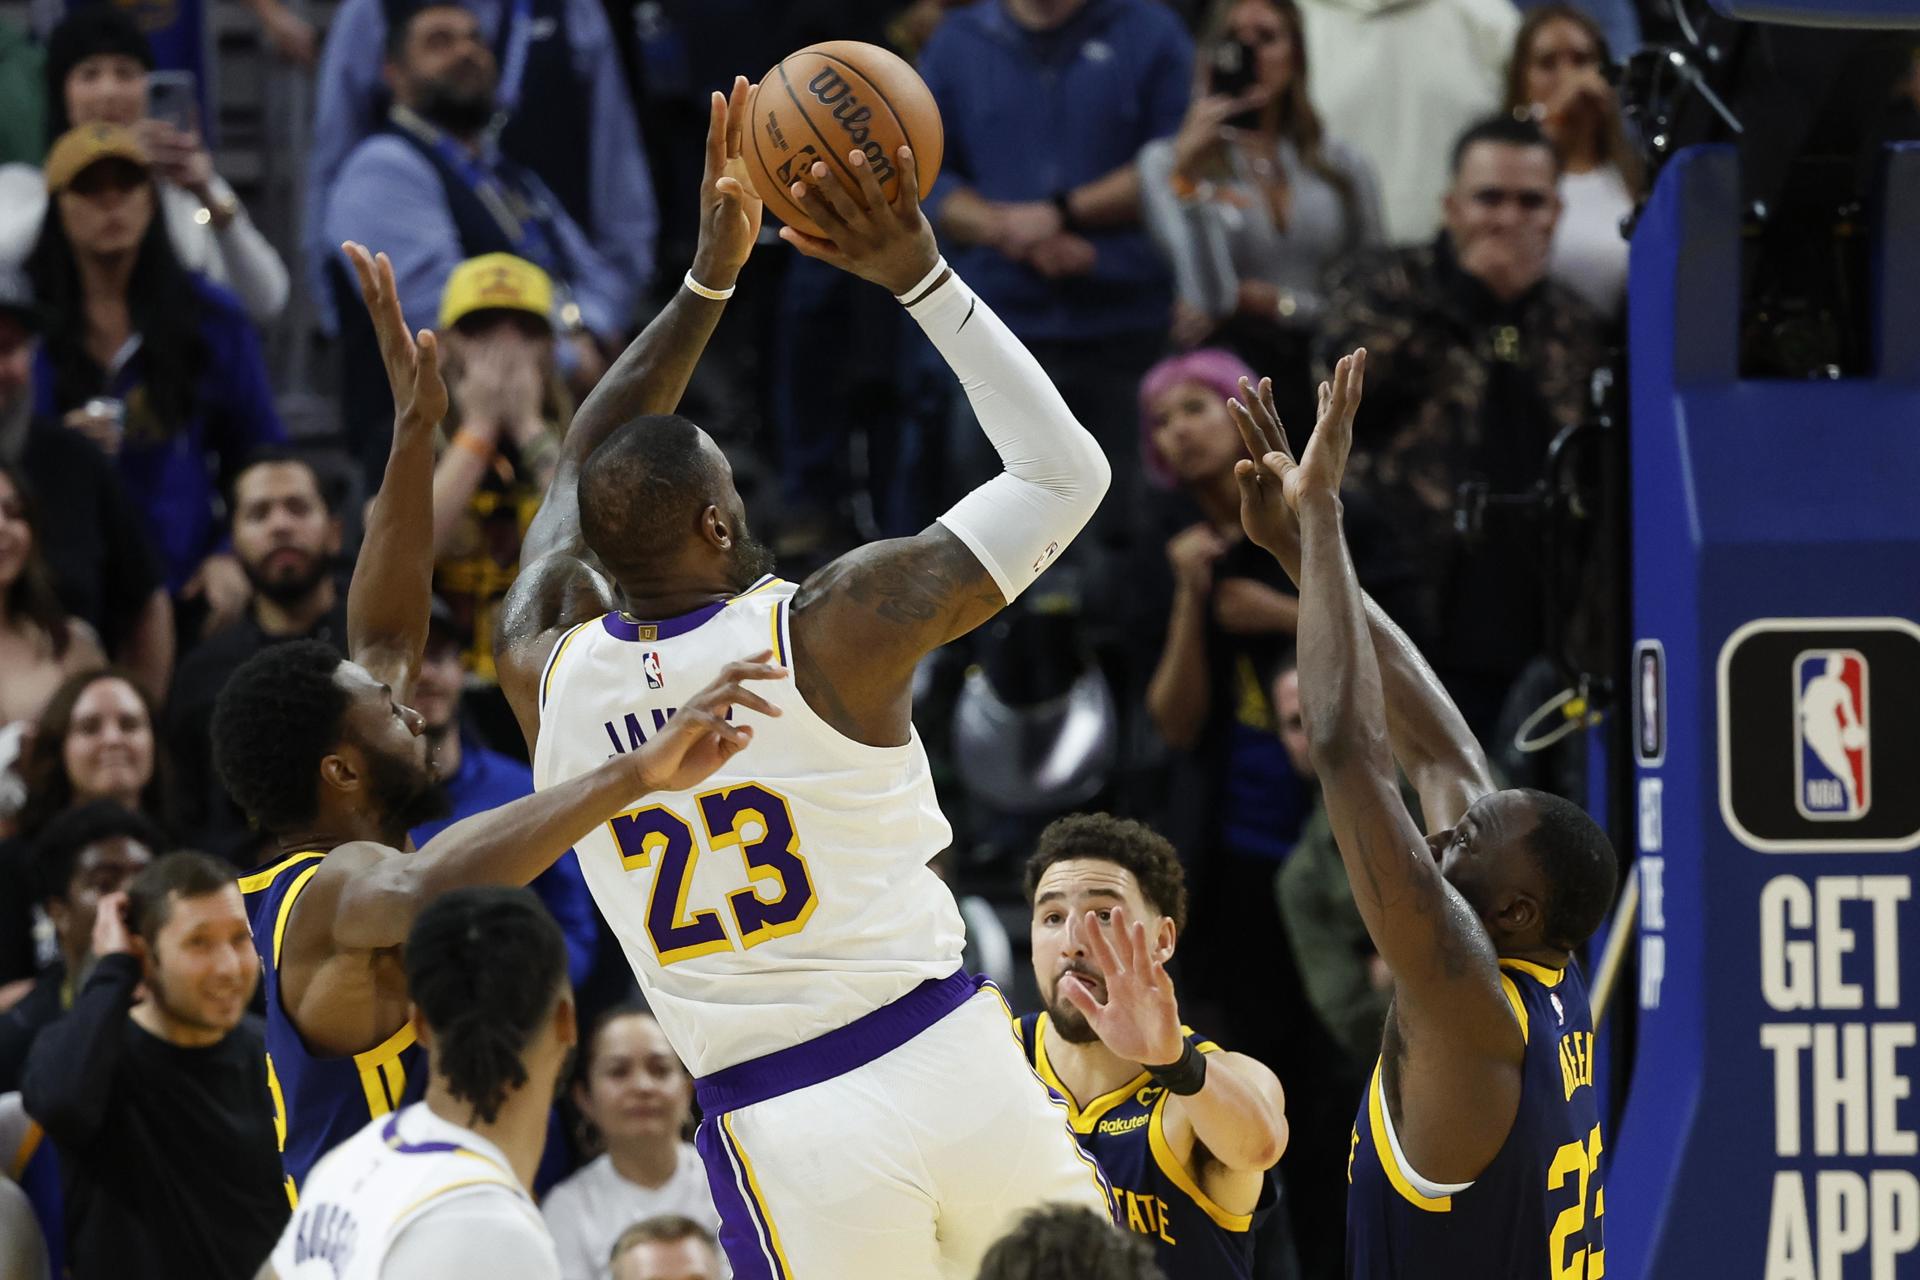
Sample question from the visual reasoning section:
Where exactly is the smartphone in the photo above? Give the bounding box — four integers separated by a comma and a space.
146, 70, 199, 135
1209, 38, 1263, 129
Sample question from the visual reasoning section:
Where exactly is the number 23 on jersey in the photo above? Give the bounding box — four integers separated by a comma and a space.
607, 782, 818, 964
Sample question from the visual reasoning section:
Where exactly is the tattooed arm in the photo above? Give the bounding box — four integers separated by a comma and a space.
781, 149, 1109, 747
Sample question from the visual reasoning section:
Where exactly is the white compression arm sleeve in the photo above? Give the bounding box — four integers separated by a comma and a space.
901, 260, 1112, 602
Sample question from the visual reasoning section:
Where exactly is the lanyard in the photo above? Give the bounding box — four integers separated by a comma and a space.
493, 0, 535, 118
392, 107, 564, 274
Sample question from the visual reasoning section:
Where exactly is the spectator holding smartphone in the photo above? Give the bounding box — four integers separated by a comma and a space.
26, 123, 287, 620
0, 8, 290, 323
1141, 0, 1383, 431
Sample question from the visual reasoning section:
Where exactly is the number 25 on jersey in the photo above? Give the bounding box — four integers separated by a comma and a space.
607, 783, 818, 964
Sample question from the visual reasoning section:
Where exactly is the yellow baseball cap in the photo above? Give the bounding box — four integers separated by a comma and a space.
44, 123, 150, 193
438, 253, 555, 330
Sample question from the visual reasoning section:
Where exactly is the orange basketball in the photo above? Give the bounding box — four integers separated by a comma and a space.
744, 41, 945, 239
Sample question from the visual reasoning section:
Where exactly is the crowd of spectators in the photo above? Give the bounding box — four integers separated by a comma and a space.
0, 0, 1911, 1276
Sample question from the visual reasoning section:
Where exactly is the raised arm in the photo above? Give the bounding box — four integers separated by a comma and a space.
340, 243, 446, 696
1275, 353, 1518, 1063
777, 148, 1111, 746
1229, 375, 1492, 831
317, 659, 782, 952
494, 77, 762, 749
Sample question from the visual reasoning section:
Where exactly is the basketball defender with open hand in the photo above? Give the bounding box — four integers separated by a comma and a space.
494, 80, 1116, 1278
1230, 358, 1617, 1277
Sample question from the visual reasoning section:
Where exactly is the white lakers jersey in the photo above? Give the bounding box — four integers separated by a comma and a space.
269, 1103, 557, 1280
531, 575, 967, 1076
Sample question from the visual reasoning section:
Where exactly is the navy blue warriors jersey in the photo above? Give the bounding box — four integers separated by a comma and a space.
1348, 958, 1605, 1279
1017, 1012, 1275, 1279
241, 851, 425, 1202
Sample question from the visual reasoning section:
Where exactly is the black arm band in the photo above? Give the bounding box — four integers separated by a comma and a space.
1146, 1040, 1208, 1096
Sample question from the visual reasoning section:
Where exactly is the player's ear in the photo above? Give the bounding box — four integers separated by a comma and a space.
701, 504, 731, 550
319, 746, 359, 793
1493, 890, 1541, 942
556, 993, 578, 1050
1154, 917, 1177, 965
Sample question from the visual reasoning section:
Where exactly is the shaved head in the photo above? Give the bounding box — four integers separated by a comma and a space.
577, 415, 772, 590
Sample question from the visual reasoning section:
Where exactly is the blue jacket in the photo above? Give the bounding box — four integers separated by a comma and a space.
409, 736, 599, 987
919, 0, 1193, 341
31, 277, 285, 594
304, 0, 655, 332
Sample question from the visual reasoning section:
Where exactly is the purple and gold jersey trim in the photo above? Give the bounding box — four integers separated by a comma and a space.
598, 576, 786, 644
539, 620, 595, 711
694, 970, 979, 1117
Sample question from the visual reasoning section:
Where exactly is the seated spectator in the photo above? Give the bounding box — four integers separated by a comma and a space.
608, 1216, 725, 1280
1, 669, 168, 989
0, 802, 160, 1090
323, 1, 633, 480
1511, 0, 1638, 68
0, 270, 170, 697
1297, 0, 1516, 245
430, 254, 568, 684
407, 600, 599, 987
0, 461, 104, 730
975, 1205, 1164, 1280
20, 852, 288, 1279
166, 449, 345, 863
1141, 0, 1382, 430
919, 0, 1193, 504
0, 8, 289, 323
26, 125, 287, 608
306, 0, 655, 333
1317, 115, 1604, 740
542, 1006, 722, 1280
1505, 4, 1641, 316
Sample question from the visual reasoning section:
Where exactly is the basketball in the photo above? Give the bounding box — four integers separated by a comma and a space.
744, 41, 945, 239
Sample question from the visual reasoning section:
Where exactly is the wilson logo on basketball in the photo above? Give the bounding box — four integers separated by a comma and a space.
805, 68, 898, 183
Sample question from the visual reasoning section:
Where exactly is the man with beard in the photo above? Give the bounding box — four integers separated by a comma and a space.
321, 0, 629, 485
406, 597, 597, 989
217, 245, 782, 1197
1017, 813, 1287, 1279
495, 85, 1114, 1276
22, 852, 288, 1278
168, 449, 346, 864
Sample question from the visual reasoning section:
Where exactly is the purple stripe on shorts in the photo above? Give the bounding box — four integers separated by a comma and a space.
694, 970, 980, 1117
696, 1118, 786, 1280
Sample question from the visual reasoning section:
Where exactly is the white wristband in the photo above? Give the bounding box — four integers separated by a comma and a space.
895, 256, 950, 307
683, 270, 735, 301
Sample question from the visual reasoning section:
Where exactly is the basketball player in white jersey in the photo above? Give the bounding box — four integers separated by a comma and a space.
493, 81, 1116, 1277
259, 887, 574, 1280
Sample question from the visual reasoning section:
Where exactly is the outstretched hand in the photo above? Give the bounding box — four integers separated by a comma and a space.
696, 76, 763, 286
343, 242, 447, 433
780, 146, 941, 297
1058, 905, 1185, 1068
632, 653, 788, 793
1231, 350, 1365, 536
1227, 373, 1301, 561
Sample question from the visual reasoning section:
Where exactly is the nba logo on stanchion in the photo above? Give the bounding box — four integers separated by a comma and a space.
1793, 650, 1868, 820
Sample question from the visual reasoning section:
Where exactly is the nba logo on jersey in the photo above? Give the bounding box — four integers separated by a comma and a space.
1793, 649, 1869, 820
642, 651, 665, 690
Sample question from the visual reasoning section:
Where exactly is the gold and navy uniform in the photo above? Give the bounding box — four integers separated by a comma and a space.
1017, 1012, 1274, 1280
1347, 958, 1604, 1279
240, 851, 424, 1202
